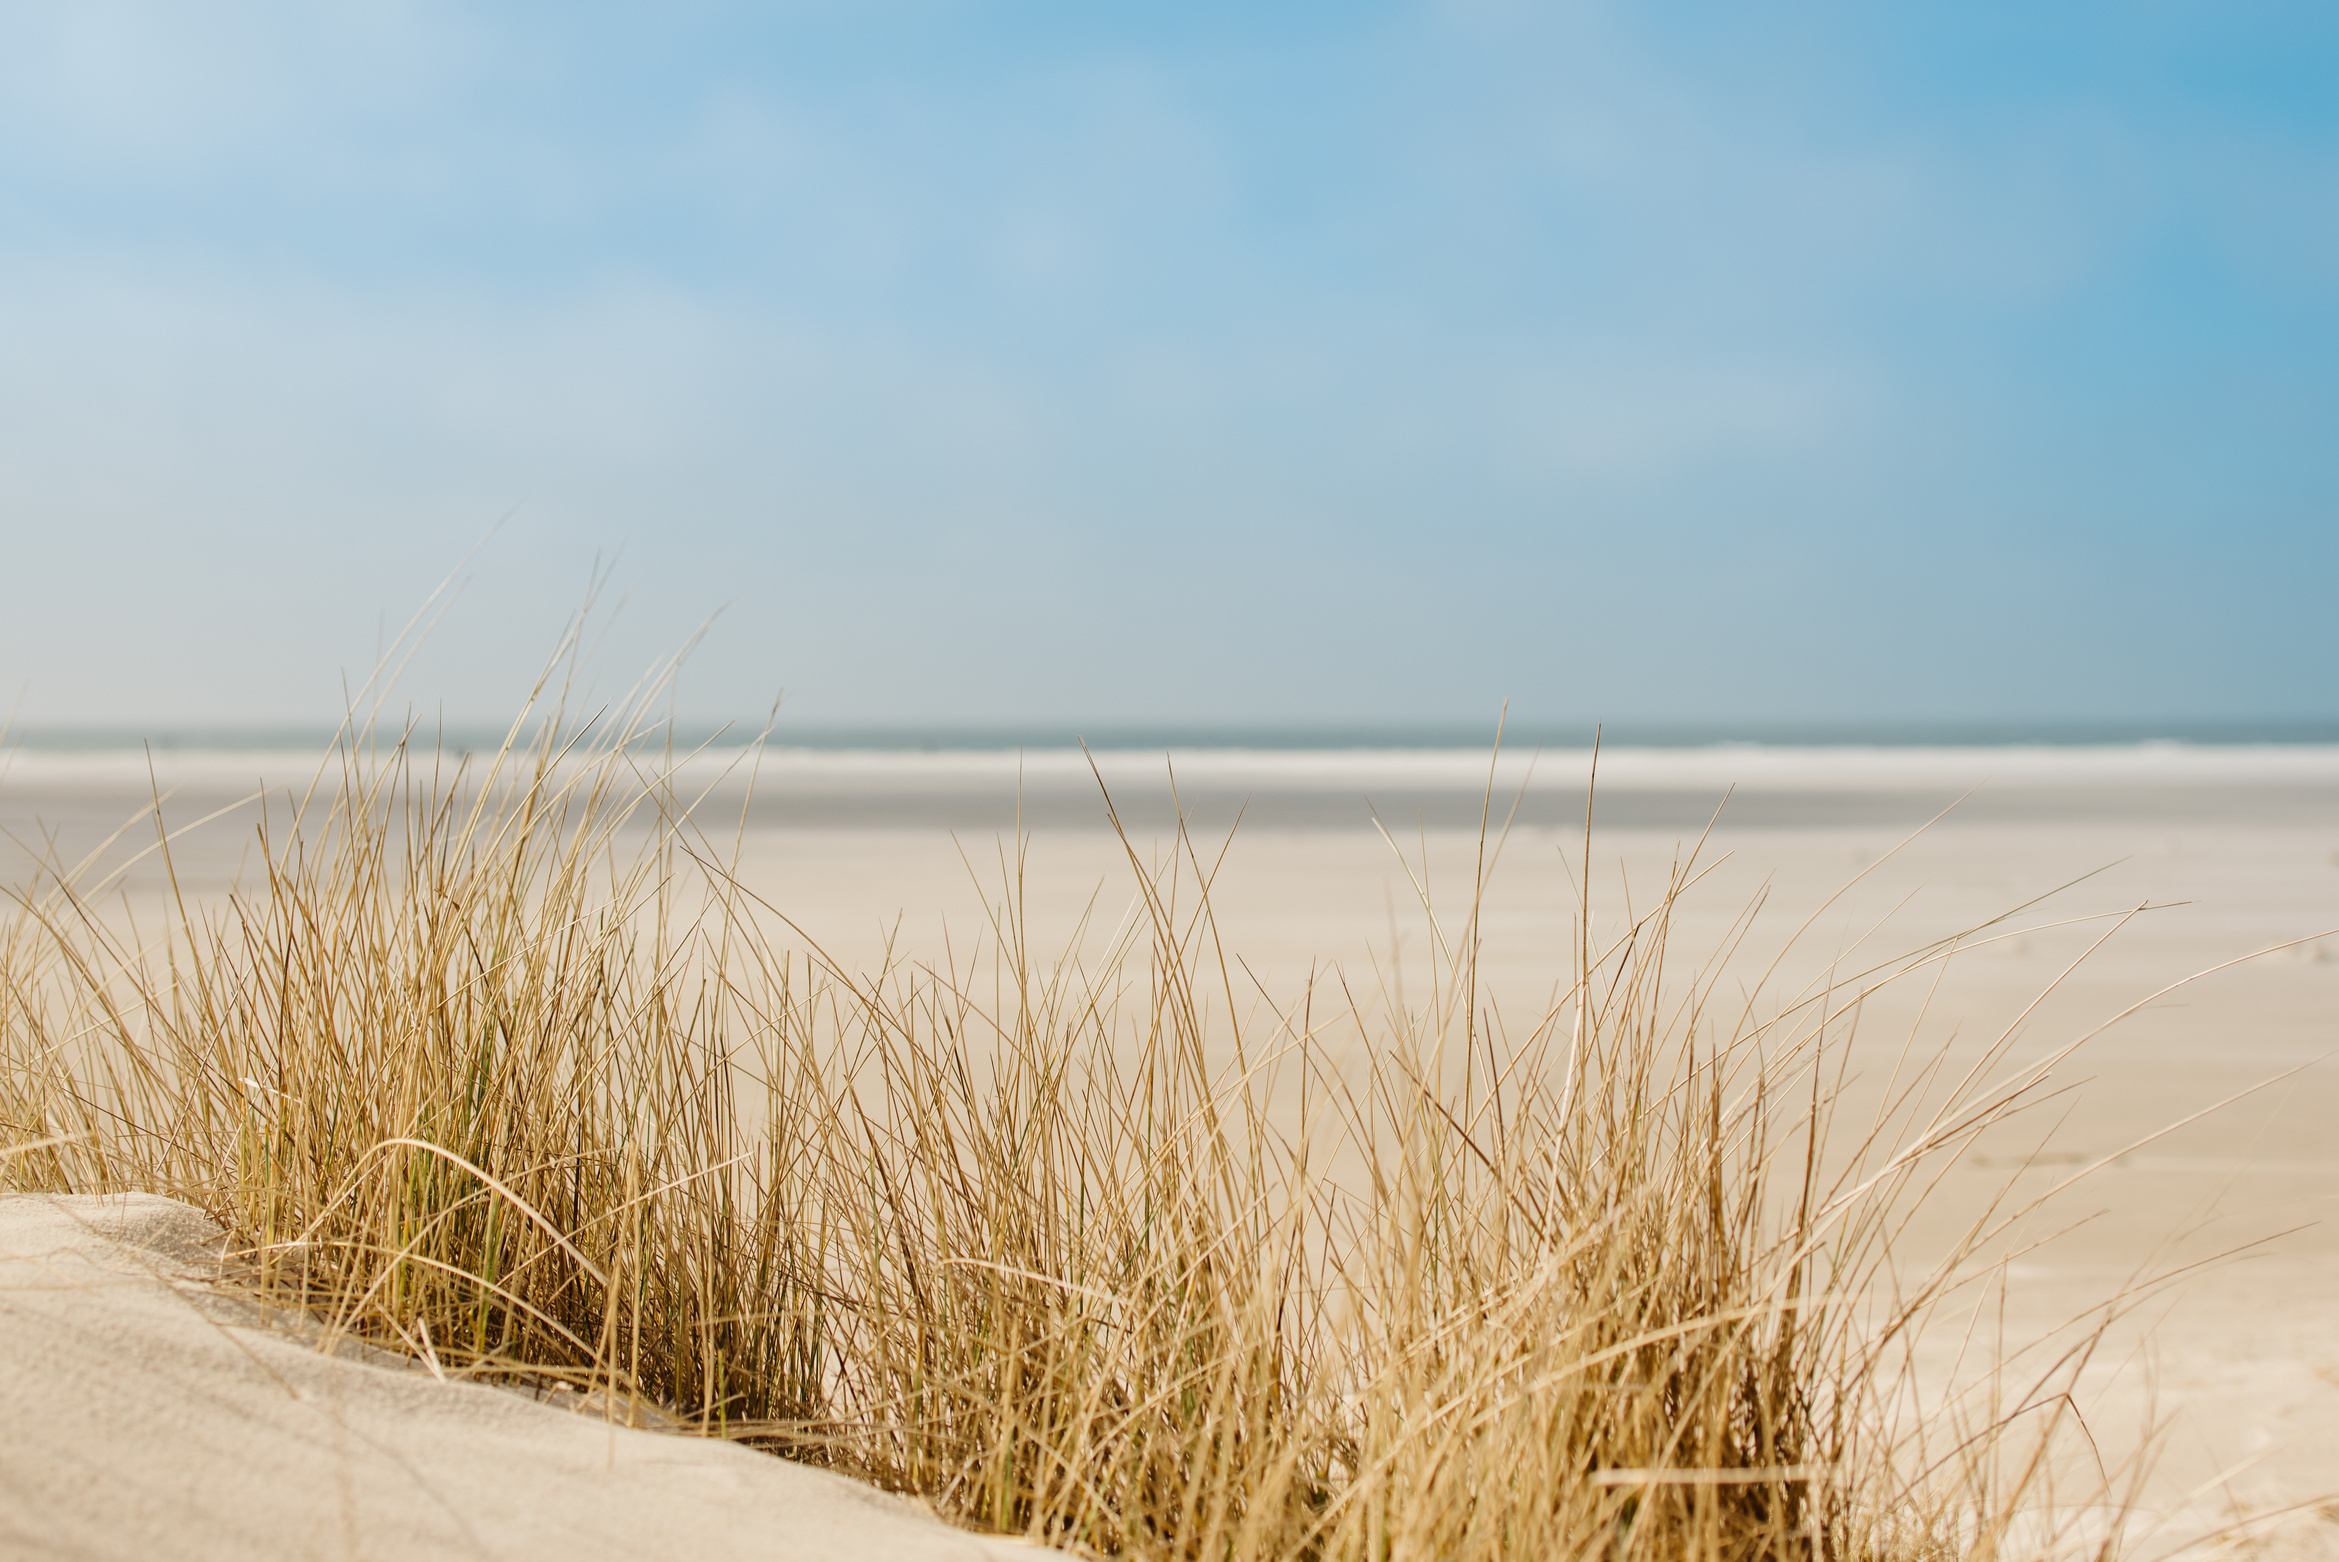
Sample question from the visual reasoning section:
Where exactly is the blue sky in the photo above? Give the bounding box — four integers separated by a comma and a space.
1, 1, 2334, 728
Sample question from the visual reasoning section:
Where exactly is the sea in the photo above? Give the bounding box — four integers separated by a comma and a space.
6, 718, 2336, 834
10, 717, 2339, 756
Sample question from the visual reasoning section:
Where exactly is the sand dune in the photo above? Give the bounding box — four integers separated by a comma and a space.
0, 1194, 1062, 1562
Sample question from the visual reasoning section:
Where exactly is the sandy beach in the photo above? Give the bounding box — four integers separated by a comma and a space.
4, 742, 2335, 1555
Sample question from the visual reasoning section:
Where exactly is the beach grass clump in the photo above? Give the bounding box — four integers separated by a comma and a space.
0, 678, 2125, 1560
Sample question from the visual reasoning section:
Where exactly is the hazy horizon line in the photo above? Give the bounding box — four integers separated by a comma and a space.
11, 715, 2339, 755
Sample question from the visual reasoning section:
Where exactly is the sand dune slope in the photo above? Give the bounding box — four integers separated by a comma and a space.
0, 1194, 1060, 1562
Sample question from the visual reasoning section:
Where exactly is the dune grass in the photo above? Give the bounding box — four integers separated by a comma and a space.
0, 669, 2167, 1559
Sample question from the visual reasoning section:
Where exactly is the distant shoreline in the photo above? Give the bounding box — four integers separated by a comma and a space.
10, 736, 2336, 835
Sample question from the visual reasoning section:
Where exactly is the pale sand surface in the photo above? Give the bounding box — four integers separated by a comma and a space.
0, 1193, 1065, 1562
4, 746, 2335, 1554
718, 818, 2338, 1551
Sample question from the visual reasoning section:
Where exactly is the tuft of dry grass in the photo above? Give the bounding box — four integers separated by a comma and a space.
0, 665, 2179, 1560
